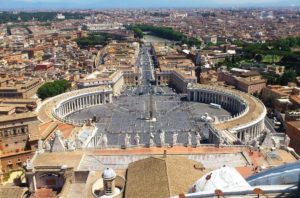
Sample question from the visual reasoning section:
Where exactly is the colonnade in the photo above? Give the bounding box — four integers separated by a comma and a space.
52, 88, 113, 124
235, 118, 265, 142
187, 85, 266, 145
55, 93, 111, 118
189, 89, 246, 114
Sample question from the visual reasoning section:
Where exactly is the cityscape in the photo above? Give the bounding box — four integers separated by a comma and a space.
1, 1, 300, 198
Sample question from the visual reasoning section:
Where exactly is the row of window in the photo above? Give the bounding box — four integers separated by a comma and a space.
0, 127, 28, 137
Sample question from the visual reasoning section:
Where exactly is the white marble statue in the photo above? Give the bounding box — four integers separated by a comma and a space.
284, 135, 291, 148
271, 137, 278, 148
101, 134, 108, 148
26, 159, 33, 170
187, 132, 192, 146
172, 132, 178, 146
66, 140, 75, 151
75, 133, 82, 149
134, 134, 140, 145
45, 140, 51, 151
38, 139, 44, 153
124, 134, 131, 148
149, 132, 155, 146
160, 130, 165, 146
196, 133, 201, 146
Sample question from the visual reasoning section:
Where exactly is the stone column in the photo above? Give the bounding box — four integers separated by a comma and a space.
71, 101, 74, 112
64, 105, 67, 116
104, 94, 107, 104
67, 102, 71, 114
69, 102, 72, 113
109, 94, 112, 103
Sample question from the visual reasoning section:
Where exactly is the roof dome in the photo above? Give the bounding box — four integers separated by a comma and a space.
102, 168, 116, 180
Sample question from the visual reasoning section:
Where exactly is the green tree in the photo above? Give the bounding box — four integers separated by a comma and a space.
254, 54, 263, 63
279, 70, 297, 85
75, 33, 111, 48
132, 27, 144, 38
37, 80, 69, 100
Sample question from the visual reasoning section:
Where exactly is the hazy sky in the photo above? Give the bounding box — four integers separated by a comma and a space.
0, 0, 299, 9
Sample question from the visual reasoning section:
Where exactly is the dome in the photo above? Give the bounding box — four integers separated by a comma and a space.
189, 166, 250, 193
102, 168, 116, 180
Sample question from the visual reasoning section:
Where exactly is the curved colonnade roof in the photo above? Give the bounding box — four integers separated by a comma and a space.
189, 84, 266, 132
37, 85, 111, 124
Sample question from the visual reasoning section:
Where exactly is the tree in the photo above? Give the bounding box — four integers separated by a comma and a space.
129, 24, 201, 47
75, 33, 111, 48
279, 70, 297, 85
132, 27, 144, 38
254, 54, 263, 63
37, 80, 69, 100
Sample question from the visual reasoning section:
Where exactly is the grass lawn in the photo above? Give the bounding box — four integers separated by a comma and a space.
262, 55, 283, 63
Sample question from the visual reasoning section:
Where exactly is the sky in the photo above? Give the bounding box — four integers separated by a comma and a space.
0, 0, 299, 9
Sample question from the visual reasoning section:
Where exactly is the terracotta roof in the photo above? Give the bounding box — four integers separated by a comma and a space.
125, 156, 207, 198
57, 123, 75, 139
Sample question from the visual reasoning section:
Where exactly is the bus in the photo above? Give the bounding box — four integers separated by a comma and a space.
209, 103, 221, 109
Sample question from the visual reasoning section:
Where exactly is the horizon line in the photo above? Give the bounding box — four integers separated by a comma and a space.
0, 6, 300, 11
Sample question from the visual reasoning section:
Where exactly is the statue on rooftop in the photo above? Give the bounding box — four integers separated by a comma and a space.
187, 132, 192, 146
66, 140, 75, 151
284, 135, 290, 148
160, 130, 165, 147
124, 133, 131, 148
74, 133, 82, 149
45, 140, 51, 151
172, 132, 178, 146
134, 134, 140, 146
101, 134, 108, 148
196, 132, 201, 146
38, 139, 44, 153
149, 132, 155, 147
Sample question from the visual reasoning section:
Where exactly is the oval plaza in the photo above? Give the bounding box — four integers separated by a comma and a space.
40, 82, 267, 147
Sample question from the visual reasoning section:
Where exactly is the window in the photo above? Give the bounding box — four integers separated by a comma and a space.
13, 128, 17, 135
21, 128, 25, 134
105, 181, 112, 194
